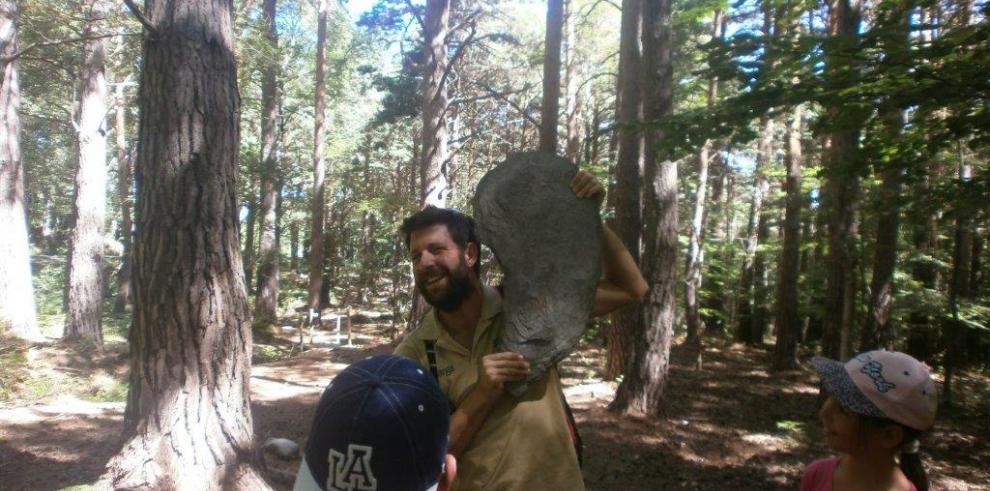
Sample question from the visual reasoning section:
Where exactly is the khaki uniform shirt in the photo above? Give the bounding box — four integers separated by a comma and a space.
394, 285, 585, 491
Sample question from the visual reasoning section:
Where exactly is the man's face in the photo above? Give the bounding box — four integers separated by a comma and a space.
408, 224, 477, 312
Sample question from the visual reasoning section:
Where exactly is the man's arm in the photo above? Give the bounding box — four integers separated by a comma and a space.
571, 171, 649, 316
591, 224, 649, 317
448, 352, 529, 458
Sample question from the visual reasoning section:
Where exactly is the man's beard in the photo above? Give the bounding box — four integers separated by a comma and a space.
416, 260, 475, 312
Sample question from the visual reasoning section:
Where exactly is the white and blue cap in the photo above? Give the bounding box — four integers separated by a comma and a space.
294, 355, 451, 491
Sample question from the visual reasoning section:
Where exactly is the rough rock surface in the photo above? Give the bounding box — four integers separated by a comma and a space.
472, 152, 602, 396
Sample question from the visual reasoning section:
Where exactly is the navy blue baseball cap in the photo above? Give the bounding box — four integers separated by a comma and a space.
293, 355, 451, 491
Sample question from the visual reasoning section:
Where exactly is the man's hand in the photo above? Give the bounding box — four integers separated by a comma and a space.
477, 352, 530, 398
570, 170, 605, 206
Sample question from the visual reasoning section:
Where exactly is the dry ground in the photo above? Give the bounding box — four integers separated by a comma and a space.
1, 320, 988, 491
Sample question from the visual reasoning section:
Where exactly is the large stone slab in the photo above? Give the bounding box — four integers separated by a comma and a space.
472, 152, 602, 396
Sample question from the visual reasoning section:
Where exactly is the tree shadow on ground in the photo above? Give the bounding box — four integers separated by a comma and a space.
574, 340, 990, 490
0, 407, 122, 490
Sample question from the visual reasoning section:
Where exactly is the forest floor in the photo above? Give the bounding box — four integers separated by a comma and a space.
1, 315, 988, 491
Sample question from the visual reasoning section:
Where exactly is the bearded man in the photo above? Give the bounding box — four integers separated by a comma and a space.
394, 171, 647, 491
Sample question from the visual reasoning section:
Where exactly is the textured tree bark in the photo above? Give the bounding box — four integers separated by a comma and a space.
113, 65, 134, 314
610, 0, 676, 416
103, 0, 269, 487
539, 0, 563, 154
821, 0, 863, 360
563, 0, 581, 162
254, 0, 280, 325
307, 0, 328, 313
684, 9, 723, 345
772, 105, 803, 370
65, 0, 109, 344
0, 0, 40, 340
605, 0, 643, 382
419, 0, 450, 207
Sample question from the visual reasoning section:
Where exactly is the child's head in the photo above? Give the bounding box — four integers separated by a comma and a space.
812, 351, 937, 490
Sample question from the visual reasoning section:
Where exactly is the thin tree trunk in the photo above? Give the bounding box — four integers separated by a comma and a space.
243, 197, 257, 289
943, 155, 973, 407
104, 0, 269, 486
289, 215, 299, 272
307, 0, 329, 314
772, 105, 803, 370
563, 0, 581, 162
539, 0, 563, 154
604, 0, 643, 382
610, 0, 676, 416
113, 65, 133, 314
0, 0, 40, 340
685, 9, 723, 344
65, 1, 109, 344
752, 191, 771, 344
821, 0, 863, 360
735, 116, 771, 344
419, 0, 450, 207
254, 0, 280, 325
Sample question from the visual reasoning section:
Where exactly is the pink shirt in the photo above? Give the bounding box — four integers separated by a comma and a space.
800, 457, 918, 491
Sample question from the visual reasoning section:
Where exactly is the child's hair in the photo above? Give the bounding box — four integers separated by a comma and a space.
860, 415, 929, 491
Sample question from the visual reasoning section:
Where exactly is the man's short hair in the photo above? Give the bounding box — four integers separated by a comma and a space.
294, 355, 450, 491
400, 206, 480, 275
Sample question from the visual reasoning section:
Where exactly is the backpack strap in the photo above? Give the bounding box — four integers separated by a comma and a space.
560, 391, 584, 467
423, 339, 440, 380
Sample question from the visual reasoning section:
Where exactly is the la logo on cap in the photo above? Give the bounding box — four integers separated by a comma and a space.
327, 444, 377, 491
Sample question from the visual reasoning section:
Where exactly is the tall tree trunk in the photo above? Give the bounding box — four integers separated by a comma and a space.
539, 0, 563, 154
610, 0, 676, 416
735, 116, 771, 344
113, 66, 133, 314
65, 1, 109, 344
861, 146, 903, 351
772, 105, 803, 370
104, 0, 268, 487
860, 5, 910, 351
406, 0, 452, 331
0, 0, 39, 340
752, 192, 771, 343
419, 0, 450, 207
563, 0, 581, 162
943, 155, 973, 407
821, 0, 863, 360
307, 0, 329, 314
605, 0, 643, 382
685, 9, 723, 344
254, 0, 280, 325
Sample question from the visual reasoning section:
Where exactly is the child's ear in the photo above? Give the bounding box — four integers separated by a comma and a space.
878, 425, 905, 451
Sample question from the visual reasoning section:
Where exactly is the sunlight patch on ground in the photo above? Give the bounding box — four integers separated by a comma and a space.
781, 384, 819, 395
740, 432, 802, 451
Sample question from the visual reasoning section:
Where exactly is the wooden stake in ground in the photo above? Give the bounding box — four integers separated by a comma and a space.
104, 0, 269, 488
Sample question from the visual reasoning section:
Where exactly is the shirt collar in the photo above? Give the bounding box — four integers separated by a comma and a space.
420, 284, 502, 349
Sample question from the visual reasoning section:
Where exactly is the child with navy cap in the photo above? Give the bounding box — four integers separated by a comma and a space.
294, 355, 456, 491
803, 350, 938, 491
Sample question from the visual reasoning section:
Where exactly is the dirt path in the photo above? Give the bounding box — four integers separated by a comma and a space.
2, 323, 988, 490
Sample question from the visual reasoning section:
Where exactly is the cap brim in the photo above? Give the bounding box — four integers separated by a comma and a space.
811, 356, 886, 419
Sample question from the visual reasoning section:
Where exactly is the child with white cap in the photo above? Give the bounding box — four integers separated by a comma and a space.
803, 350, 938, 491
